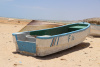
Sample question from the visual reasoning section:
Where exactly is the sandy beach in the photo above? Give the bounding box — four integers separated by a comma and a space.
0, 20, 100, 67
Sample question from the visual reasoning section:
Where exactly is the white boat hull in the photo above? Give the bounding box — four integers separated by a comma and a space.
90, 24, 100, 36
36, 28, 90, 56
12, 22, 90, 56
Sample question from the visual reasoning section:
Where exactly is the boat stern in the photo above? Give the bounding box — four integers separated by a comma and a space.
12, 32, 37, 56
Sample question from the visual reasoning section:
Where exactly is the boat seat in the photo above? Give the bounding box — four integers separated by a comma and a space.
69, 26, 86, 28
38, 35, 51, 37
29, 24, 87, 36
68, 26, 87, 32
26, 35, 36, 42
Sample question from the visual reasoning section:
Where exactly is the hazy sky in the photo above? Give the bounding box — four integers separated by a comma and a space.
0, 0, 100, 20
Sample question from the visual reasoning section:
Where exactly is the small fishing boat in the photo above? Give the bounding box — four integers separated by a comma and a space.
90, 24, 100, 36
12, 22, 90, 56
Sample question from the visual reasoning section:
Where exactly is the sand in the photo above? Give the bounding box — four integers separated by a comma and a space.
0, 22, 100, 67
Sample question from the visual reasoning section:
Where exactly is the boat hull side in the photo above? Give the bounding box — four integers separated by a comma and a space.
90, 24, 100, 36
36, 27, 90, 56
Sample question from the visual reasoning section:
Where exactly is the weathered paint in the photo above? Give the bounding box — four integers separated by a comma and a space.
57, 37, 59, 45
50, 34, 75, 47
17, 41, 36, 53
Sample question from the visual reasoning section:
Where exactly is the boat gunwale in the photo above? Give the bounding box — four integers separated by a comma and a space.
12, 22, 90, 39
36, 22, 90, 39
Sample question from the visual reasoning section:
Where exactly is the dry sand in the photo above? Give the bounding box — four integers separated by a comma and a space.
0, 21, 100, 67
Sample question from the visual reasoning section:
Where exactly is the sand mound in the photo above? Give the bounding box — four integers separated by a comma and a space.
83, 18, 100, 25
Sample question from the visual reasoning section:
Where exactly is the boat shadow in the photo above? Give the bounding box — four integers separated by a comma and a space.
13, 42, 90, 60
35, 42, 90, 60
89, 35, 100, 38
93, 36, 100, 38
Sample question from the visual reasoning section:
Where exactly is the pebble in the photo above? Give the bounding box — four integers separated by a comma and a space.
13, 64, 17, 66
60, 58, 67, 61
84, 53, 88, 54
9, 41, 12, 42
14, 26, 17, 27
89, 47, 93, 48
90, 41, 93, 42
78, 65, 81, 66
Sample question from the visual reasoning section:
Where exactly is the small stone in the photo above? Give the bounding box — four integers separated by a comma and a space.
14, 26, 17, 27
14, 64, 17, 66
60, 58, 66, 60
18, 21, 20, 23
90, 41, 93, 42
89, 47, 93, 48
84, 53, 88, 54
9, 41, 12, 42
78, 65, 81, 66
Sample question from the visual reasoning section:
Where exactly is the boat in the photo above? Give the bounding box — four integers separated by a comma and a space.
19, 20, 65, 32
90, 24, 100, 36
12, 22, 90, 56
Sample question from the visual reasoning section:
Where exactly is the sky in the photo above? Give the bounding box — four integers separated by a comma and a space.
0, 0, 100, 20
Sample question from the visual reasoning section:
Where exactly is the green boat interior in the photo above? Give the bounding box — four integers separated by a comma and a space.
30, 24, 88, 36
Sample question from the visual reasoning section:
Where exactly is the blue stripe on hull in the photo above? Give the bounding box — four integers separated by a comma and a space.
57, 37, 59, 45
17, 41, 36, 53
